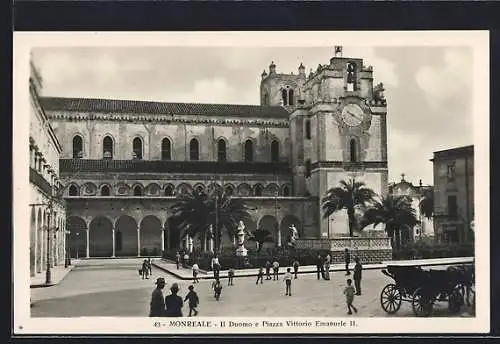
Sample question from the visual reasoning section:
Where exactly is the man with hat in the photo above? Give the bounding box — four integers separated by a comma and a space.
149, 277, 166, 317
165, 283, 184, 317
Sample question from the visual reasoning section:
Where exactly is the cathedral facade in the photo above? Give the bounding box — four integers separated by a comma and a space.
40, 49, 388, 258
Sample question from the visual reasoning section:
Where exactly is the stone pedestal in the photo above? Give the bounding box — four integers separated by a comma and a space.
236, 246, 248, 257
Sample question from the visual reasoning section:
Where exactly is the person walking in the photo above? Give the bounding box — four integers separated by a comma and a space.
265, 261, 272, 280
228, 267, 235, 286
292, 259, 300, 279
324, 254, 331, 281
256, 266, 264, 284
148, 257, 153, 276
344, 248, 351, 275
316, 254, 324, 280
192, 261, 200, 284
284, 267, 293, 296
354, 257, 362, 295
175, 252, 180, 270
343, 279, 358, 315
212, 278, 223, 301
165, 283, 183, 317
212, 255, 221, 280
149, 277, 166, 317
183, 252, 190, 268
184, 285, 199, 317
272, 259, 280, 281
142, 259, 149, 279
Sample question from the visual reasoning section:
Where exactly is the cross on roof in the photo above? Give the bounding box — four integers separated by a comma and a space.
401, 173, 405, 181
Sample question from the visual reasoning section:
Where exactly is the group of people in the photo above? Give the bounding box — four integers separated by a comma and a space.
139, 258, 153, 279
149, 278, 200, 317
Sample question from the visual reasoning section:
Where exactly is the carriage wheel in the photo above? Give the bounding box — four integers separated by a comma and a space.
448, 287, 464, 314
380, 284, 402, 314
412, 288, 433, 317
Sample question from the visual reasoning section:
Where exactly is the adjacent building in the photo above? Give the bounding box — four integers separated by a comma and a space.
38, 48, 389, 258
29, 61, 66, 277
431, 145, 474, 244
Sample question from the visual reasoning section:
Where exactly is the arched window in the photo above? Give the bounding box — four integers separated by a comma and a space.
69, 185, 79, 196
190, 138, 199, 161
283, 185, 290, 197
350, 139, 357, 162
244, 140, 254, 162
161, 138, 171, 160
271, 140, 279, 162
103, 136, 113, 160
254, 185, 263, 197
347, 62, 357, 91
133, 137, 142, 160
133, 185, 143, 196
218, 139, 226, 162
281, 89, 288, 106
72, 135, 83, 159
263, 93, 269, 105
195, 185, 204, 194
101, 185, 110, 196
288, 89, 294, 106
115, 231, 122, 251
224, 185, 234, 196
164, 185, 174, 196
305, 119, 311, 140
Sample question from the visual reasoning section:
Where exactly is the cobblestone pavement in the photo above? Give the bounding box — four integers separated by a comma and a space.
30, 259, 474, 318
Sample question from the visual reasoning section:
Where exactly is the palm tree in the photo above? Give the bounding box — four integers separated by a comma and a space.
169, 188, 251, 253
419, 189, 434, 220
360, 194, 418, 251
321, 178, 376, 237
247, 228, 274, 252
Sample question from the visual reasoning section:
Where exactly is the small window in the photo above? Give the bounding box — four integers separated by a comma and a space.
271, 140, 279, 162
190, 138, 199, 161
164, 185, 174, 196
288, 89, 294, 106
244, 140, 254, 162
133, 137, 142, 160
281, 89, 288, 106
448, 195, 458, 218
305, 119, 311, 140
347, 62, 357, 91
350, 139, 357, 162
254, 185, 263, 197
218, 139, 226, 162
103, 136, 113, 160
101, 185, 110, 196
283, 185, 290, 197
72, 135, 83, 159
134, 185, 143, 196
447, 164, 456, 181
263, 93, 269, 105
161, 138, 171, 160
224, 185, 234, 196
305, 159, 312, 177
195, 185, 204, 194
69, 185, 79, 196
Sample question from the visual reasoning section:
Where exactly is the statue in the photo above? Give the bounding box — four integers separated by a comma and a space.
288, 224, 299, 248
235, 220, 248, 257
373, 83, 386, 102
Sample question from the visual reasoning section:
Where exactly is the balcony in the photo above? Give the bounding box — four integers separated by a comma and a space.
60, 159, 292, 175
29, 167, 52, 196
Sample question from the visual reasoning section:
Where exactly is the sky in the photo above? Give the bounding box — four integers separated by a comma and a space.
32, 46, 473, 186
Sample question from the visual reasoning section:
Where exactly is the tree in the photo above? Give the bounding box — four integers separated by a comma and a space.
169, 188, 251, 253
360, 194, 419, 251
247, 228, 274, 252
419, 189, 434, 220
321, 178, 376, 237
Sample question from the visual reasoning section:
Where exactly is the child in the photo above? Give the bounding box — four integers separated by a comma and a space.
284, 267, 293, 296
265, 261, 272, 280
142, 259, 149, 279
292, 259, 300, 279
184, 285, 199, 316
344, 248, 351, 276
175, 252, 181, 270
192, 262, 200, 284
343, 279, 358, 315
256, 266, 264, 284
212, 279, 223, 301
228, 267, 235, 286
354, 257, 362, 295
272, 259, 280, 281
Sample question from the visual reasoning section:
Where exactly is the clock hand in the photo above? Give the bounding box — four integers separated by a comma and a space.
347, 111, 362, 120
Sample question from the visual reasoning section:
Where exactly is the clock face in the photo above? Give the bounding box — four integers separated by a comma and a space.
341, 104, 364, 127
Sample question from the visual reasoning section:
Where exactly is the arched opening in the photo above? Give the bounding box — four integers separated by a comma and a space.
166, 217, 181, 249
283, 185, 291, 197
36, 208, 43, 272
265, 184, 279, 197
244, 140, 254, 162
101, 185, 110, 196
350, 139, 357, 162
103, 136, 113, 160
257, 215, 279, 249
88, 216, 113, 257
133, 137, 143, 160
254, 184, 263, 197
133, 185, 143, 196
224, 184, 234, 196
281, 89, 288, 106
115, 230, 123, 252
69, 185, 79, 196
280, 215, 302, 246
67, 216, 87, 259
305, 119, 311, 140
177, 183, 193, 196
271, 140, 279, 162
190, 138, 199, 161
140, 216, 162, 256
217, 139, 226, 162
194, 184, 204, 194
72, 135, 83, 159
164, 184, 174, 196
263, 93, 269, 105
161, 138, 171, 160
288, 89, 294, 106
347, 62, 357, 92
237, 183, 252, 196
115, 215, 138, 257
30, 207, 36, 276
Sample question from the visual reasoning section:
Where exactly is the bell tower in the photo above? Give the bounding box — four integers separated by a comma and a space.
260, 61, 307, 108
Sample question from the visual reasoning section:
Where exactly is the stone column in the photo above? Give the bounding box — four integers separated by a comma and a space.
166, 229, 170, 250
185, 235, 189, 248
86, 228, 90, 258
137, 225, 141, 257
278, 229, 282, 247
112, 226, 116, 257
161, 228, 165, 252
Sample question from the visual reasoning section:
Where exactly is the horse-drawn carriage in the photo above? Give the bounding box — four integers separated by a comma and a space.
379, 264, 475, 317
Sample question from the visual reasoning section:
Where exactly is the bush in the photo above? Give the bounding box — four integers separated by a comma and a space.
392, 243, 474, 260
